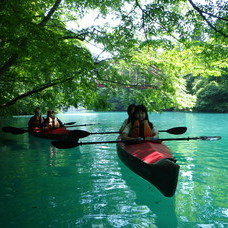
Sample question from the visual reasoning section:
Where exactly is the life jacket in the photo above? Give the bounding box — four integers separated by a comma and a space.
32, 127, 42, 133
128, 120, 155, 138
47, 117, 60, 128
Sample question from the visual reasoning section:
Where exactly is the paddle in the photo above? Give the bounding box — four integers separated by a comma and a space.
2, 126, 28, 134
159, 127, 187, 134
2, 123, 98, 135
51, 136, 222, 149
64, 122, 76, 125
67, 127, 188, 139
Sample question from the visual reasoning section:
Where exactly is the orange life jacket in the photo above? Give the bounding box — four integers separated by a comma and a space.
128, 120, 155, 138
47, 117, 60, 128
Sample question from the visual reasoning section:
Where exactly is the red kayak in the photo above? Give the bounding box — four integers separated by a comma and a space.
29, 127, 79, 141
116, 138, 179, 197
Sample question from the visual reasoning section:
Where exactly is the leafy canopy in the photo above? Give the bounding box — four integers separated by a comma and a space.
0, 0, 227, 115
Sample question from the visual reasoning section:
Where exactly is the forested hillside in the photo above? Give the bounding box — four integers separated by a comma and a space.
94, 73, 228, 113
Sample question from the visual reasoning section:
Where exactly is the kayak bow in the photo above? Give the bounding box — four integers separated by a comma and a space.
116, 138, 179, 197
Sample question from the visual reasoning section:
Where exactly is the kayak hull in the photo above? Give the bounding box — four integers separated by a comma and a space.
29, 127, 79, 141
116, 140, 179, 197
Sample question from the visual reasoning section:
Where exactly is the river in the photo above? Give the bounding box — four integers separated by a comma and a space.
0, 112, 227, 227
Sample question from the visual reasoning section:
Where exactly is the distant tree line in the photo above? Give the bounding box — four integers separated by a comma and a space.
91, 73, 228, 113
185, 73, 228, 113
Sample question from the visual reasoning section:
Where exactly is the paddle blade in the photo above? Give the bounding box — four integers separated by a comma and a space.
2, 127, 11, 133
199, 136, 222, 141
69, 130, 90, 138
64, 122, 76, 125
161, 136, 222, 142
51, 141, 79, 149
2, 126, 28, 134
161, 127, 187, 135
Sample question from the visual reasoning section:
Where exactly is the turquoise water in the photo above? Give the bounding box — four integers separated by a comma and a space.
0, 112, 227, 227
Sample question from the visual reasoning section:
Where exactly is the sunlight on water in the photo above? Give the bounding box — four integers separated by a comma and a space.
0, 112, 227, 227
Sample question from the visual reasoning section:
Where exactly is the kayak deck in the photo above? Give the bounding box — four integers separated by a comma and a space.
116, 140, 179, 197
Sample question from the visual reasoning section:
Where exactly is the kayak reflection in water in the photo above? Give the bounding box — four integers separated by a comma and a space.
44, 109, 64, 129
121, 104, 159, 141
28, 107, 45, 130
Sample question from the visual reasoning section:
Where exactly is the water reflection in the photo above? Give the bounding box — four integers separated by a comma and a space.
0, 137, 21, 150
172, 136, 228, 227
28, 134, 82, 167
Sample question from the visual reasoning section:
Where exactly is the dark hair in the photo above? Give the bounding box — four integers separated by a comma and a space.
34, 106, 40, 111
47, 109, 55, 117
132, 105, 153, 128
34, 107, 41, 114
127, 104, 136, 123
127, 104, 136, 115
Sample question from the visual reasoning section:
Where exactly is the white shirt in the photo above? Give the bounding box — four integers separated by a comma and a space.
119, 119, 128, 132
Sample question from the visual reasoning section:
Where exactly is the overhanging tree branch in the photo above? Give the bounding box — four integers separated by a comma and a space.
188, 0, 228, 38
98, 78, 158, 89
199, 10, 228, 21
0, 76, 74, 109
95, 69, 158, 89
0, 0, 63, 78
134, 0, 179, 42
61, 30, 91, 41
38, 0, 62, 26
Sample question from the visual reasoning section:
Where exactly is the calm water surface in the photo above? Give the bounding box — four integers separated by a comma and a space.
0, 112, 227, 227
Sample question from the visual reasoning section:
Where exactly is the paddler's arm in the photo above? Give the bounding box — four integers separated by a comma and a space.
152, 129, 159, 138
119, 119, 128, 133
120, 123, 144, 141
149, 122, 159, 138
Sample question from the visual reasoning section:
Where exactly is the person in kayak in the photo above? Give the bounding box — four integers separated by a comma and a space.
44, 109, 64, 129
121, 104, 158, 141
119, 104, 136, 133
28, 107, 45, 130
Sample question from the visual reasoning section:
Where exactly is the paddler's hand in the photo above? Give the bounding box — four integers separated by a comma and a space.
145, 137, 162, 143
135, 137, 144, 141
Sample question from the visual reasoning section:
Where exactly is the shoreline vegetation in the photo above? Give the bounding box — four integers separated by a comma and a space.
1, 110, 227, 118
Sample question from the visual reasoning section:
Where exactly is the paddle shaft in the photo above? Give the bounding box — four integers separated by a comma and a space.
2, 123, 98, 135
70, 127, 188, 139
84, 127, 187, 135
77, 136, 221, 145
51, 136, 221, 149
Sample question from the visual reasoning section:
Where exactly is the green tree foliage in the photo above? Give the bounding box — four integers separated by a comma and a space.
0, 0, 98, 115
190, 75, 228, 112
0, 0, 227, 115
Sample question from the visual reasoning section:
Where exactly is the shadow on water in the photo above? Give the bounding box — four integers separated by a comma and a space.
117, 159, 178, 228
28, 135, 82, 165
0, 133, 28, 151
